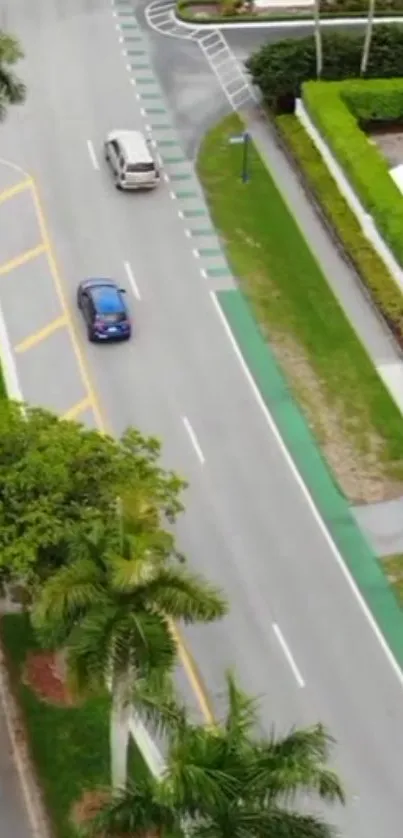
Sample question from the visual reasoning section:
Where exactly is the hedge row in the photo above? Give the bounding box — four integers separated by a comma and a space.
175, 0, 403, 23
303, 78, 403, 283
246, 26, 403, 109
342, 79, 403, 122
275, 112, 403, 346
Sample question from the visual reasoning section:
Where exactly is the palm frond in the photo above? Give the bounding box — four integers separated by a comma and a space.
66, 607, 177, 697
128, 669, 185, 737
251, 724, 345, 805
255, 806, 338, 838
224, 671, 258, 746
82, 781, 179, 838
144, 567, 228, 623
31, 558, 106, 645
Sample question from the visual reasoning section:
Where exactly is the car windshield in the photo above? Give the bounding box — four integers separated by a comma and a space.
127, 162, 155, 173
92, 286, 126, 322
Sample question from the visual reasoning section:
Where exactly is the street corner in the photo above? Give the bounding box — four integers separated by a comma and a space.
0, 178, 42, 271
13, 325, 92, 418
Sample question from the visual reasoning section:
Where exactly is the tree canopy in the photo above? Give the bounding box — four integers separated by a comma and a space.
0, 403, 186, 582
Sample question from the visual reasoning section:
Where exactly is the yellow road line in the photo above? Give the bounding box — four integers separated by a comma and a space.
28, 180, 105, 432
63, 396, 92, 422
0, 243, 46, 277
15, 315, 67, 354
0, 178, 33, 206
28, 177, 214, 725
169, 620, 215, 723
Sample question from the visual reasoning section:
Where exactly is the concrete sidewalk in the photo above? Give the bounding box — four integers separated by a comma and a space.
243, 106, 403, 551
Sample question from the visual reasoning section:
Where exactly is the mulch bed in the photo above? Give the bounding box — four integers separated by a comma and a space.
23, 651, 78, 707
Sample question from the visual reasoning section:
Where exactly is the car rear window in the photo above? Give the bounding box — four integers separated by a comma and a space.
92, 287, 126, 321
126, 162, 155, 173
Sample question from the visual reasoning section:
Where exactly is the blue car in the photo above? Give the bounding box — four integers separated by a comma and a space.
77, 278, 132, 342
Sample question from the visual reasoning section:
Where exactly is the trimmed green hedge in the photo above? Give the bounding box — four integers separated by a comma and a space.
342, 79, 403, 121
176, 0, 403, 23
246, 27, 403, 110
303, 79, 403, 290
275, 113, 403, 347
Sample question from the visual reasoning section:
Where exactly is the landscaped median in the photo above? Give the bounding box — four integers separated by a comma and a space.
0, 614, 150, 838
274, 110, 403, 348
197, 112, 403, 504
176, 0, 403, 25
302, 77, 403, 288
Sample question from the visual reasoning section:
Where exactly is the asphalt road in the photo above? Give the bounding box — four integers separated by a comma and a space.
1, 2, 403, 837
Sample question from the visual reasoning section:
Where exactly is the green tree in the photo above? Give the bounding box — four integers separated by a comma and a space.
32, 521, 227, 789
0, 403, 186, 583
87, 674, 344, 838
0, 31, 25, 120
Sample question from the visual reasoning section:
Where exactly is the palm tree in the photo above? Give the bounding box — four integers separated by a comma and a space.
88, 673, 345, 838
313, 0, 323, 80
82, 778, 180, 838
32, 522, 227, 790
0, 31, 26, 120
360, 0, 376, 76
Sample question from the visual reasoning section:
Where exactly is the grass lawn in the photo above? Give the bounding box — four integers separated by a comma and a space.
197, 113, 403, 502
1, 614, 150, 838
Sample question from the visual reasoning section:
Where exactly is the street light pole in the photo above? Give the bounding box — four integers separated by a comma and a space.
241, 132, 250, 183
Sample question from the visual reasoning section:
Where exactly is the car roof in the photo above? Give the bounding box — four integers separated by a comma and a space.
92, 285, 126, 315
108, 130, 153, 162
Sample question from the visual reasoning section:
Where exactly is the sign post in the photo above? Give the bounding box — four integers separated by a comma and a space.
228, 131, 250, 183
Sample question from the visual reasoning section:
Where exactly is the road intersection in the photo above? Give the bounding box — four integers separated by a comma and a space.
0, 2, 403, 837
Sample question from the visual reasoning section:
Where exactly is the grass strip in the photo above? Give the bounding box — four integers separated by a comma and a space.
0, 614, 149, 838
197, 113, 403, 487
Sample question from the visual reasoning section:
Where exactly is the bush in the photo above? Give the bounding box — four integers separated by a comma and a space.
303, 78, 403, 287
246, 25, 403, 109
276, 113, 403, 346
341, 78, 403, 122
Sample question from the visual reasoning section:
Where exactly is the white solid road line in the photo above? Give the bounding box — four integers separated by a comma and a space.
182, 416, 205, 465
273, 623, 305, 689
208, 290, 403, 690
124, 260, 141, 300
86, 139, 99, 171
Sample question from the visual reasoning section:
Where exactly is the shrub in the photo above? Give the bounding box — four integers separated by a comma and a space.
303, 78, 403, 274
276, 113, 403, 345
246, 25, 403, 109
341, 78, 403, 122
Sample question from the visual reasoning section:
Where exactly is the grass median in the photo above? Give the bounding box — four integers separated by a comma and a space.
197, 113, 403, 503
0, 614, 150, 838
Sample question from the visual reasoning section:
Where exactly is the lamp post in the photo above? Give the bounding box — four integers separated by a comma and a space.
228, 131, 250, 183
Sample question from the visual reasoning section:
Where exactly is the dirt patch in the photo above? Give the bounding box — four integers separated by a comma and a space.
71, 789, 111, 834
23, 651, 78, 707
270, 332, 403, 504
